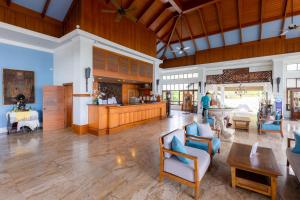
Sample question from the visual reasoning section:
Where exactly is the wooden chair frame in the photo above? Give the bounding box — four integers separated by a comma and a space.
159, 129, 207, 199
183, 122, 221, 160
258, 119, 283, 137
287, 137, 295, 166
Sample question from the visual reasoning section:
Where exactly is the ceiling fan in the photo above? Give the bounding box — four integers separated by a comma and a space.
101, 0, 137, 23
171, 15, 191, 55
281, 0, 300, 36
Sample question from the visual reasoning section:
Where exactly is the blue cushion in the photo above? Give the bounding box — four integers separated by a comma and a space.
207, 117, 215, 127
186, 122, 198, 136
186, 137, 220, 155
262, 123, 280, 131
292, 131, 300, 154
171, 136, 190, 164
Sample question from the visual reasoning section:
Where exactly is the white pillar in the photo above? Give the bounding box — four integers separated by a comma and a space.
152, 60, 163, 95
220, 85, 225, 107
272, 58, 286, 117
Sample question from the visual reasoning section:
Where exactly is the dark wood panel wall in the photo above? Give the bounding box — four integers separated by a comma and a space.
93, 47, 153, 83
79, 0, 156, 57
0, 0, 63, 37
160, 37, 300, 68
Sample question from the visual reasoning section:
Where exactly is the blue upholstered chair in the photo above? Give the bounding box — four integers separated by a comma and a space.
259, 113, 283, 137
184, 122, 221, 159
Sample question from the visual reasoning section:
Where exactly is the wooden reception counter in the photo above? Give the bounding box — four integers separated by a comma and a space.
88, 102, 166, 135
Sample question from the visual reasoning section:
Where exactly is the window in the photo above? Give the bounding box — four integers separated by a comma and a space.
179, 74, 183, 79
163, 76, 166, 80
287, 64, 298, 71
166, 76, 170, 80
188, 73, 193, 78
162, 82, 199, 106
174, 74, 179, 79
286, 78, 300, 110
193, 73, 198, 78
170, 75, 174, 79
184, 74, 188, 79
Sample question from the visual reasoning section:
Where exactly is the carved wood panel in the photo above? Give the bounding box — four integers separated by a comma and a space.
206, 68, 272, 84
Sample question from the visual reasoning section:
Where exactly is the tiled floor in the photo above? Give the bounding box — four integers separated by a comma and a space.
0, 111, 299, 200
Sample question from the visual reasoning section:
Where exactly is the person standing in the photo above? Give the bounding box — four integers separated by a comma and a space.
201, 92, 211, 117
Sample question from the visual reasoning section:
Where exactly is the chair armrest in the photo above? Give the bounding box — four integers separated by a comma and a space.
186, 134, 213, 141
162, 148, 197, 161
288, 138, 295, 148
185, 137, 213, 156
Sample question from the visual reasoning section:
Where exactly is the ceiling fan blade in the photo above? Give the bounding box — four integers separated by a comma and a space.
175, 47, 181, 50
115, 14, 123, 22
178, 50, 183, 54
183, 46, 190, 50
110, 0, 120, 9
101, 9, 117, 13
281, 30, 289, 36
125, 14, 137, 23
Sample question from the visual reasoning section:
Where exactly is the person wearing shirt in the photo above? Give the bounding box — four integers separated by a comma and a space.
201, 92, 211, 117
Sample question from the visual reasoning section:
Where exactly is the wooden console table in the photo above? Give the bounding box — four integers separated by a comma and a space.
227, 143, 281, 200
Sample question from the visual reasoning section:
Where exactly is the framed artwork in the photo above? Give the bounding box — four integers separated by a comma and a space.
3, 68, 35, 105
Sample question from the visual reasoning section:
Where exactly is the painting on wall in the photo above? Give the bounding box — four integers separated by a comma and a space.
3, 68, 35, 105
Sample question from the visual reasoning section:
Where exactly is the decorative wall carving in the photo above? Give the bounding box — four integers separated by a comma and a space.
3, 69, 35, 105
206, 68, 272, 84
99, 82, 122, 104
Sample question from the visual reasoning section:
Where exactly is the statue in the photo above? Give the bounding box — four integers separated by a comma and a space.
16, 94, 27, 111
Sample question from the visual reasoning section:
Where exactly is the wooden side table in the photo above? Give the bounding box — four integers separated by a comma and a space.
227, 143, 282, 200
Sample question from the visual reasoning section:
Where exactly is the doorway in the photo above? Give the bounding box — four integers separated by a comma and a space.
64, 83, 73, 128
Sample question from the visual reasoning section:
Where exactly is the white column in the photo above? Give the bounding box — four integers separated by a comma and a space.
272, 58, 286, 117
152, 60, 163, 95
72, 36, 93, 126
220, 85, 225, 107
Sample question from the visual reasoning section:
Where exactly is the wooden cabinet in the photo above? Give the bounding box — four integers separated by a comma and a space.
93, 47, 153, 82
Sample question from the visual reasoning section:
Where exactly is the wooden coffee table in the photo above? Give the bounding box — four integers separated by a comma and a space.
232, 116, 251, 130
227, 143, 281, 200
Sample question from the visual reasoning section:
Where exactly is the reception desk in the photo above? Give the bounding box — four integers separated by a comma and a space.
88, 102, 166, 135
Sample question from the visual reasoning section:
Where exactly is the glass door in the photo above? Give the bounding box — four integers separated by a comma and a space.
291, 89, 300, 120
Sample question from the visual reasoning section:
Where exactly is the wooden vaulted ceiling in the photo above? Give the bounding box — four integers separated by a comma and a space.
104, 0, 300, 60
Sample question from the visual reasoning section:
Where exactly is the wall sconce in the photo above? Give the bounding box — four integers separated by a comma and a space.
85, 67, 91, 92
198, 82, 202, 93
276, 77, 281, 93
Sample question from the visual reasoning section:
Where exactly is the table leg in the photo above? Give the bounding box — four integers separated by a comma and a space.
231, 167, 236, 188
271, 176, 277, 200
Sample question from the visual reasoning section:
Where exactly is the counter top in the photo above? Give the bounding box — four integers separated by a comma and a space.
88, 102, 165, 107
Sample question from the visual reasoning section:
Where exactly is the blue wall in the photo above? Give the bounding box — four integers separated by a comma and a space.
0, 43, 53, 128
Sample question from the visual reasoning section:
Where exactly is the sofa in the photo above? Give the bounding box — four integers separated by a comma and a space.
287, 137, 300, 182
159, 129, 211, 199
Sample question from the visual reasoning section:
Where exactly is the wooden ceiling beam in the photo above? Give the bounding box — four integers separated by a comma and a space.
63, 0, 79, 24
155, 13, 177, 33
197, 9, 211, 49
168, 0, 183, 13
237, 0, 243, 43
146, 3, 172, 28
182, 15, 197, 51
215, 2, 225, 46
136, 0, 156, 21
6, 0, 11, 6
182, 0, 220, 14
41, 0, 51, 18
175, 28, 188, 56
259, 0, 264, 40
280, 0, 289, 37
162, 16, 180, 58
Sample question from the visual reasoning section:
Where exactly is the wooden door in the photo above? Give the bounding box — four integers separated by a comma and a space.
43, 86, 65, 131
291, 89, 300, 120
64, 84, 73, 127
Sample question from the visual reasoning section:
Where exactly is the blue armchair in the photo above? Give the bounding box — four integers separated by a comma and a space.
259, 113, 283, 137
184, 122, 221, 160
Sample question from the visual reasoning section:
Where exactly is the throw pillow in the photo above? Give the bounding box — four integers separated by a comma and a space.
197, 123, 214, 138
186, 122, 198, 136
171, 136, 190, 164
292, 131, 300, 154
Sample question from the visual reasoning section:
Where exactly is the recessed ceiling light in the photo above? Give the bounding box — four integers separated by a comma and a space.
117, 80, 121, 82
98, 77, 102, 79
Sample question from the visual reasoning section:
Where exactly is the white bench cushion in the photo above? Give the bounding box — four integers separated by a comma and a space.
164, 146, 210, 182
287, 148, 300, 182
163, 129, 185, 158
